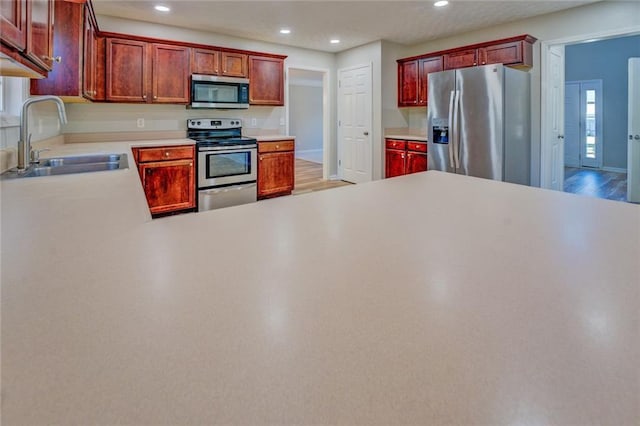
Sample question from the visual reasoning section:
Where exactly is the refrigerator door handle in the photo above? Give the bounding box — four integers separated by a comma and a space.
448, 90, 456, 168
453, 90, 461, 170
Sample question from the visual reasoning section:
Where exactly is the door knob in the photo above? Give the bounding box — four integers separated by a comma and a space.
635, 135, 640, 140
363, 131, 369, 136
557, 135, 564, 139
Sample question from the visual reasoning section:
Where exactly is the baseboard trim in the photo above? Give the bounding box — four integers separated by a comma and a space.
602, 166, 627, 173
295, 148, 323, 163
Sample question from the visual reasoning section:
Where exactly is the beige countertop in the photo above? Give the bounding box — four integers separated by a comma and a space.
2, 143, 639, 424
255, 135, 296, 141
385, 134, 428, 142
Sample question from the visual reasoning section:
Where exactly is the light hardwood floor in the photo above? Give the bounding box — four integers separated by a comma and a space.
293, 159, 352, 195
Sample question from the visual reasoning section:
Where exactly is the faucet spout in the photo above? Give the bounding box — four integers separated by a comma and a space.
17, 96, 67, 171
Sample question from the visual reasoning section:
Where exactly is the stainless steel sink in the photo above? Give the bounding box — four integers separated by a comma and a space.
38, 154, 124, 167
1, 153, 129, 179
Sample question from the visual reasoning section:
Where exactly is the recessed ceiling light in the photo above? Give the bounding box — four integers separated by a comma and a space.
434, 0, 449, 7
280, 28, 291, 34
330, 39, 340, 44
154, 5, 170, 12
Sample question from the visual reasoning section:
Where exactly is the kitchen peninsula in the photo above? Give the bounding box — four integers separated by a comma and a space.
1, 145, 638, 424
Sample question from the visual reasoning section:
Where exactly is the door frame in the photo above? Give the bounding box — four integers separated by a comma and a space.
540, 25, 640, 189
337, 62, 373, 182
285, 65, 331, 180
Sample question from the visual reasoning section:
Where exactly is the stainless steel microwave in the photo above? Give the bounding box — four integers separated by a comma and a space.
190, 75, 250, 109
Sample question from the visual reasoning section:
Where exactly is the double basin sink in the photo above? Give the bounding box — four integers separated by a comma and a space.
2, 153, 128, 179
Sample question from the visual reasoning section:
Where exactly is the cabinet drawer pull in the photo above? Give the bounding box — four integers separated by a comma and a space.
275, 145, 280, 149
165, 151, 170, 157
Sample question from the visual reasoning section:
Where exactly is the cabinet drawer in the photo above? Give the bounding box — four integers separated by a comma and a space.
385, 139, 406, 150
136, 145, 194, 162
258, 140, 294, 153
407, 142, 427, 153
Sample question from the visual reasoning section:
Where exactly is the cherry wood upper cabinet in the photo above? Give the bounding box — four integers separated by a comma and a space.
1, 0, 54, 76
398, 56, 443, 107
105, 38, 190, 103
418, 56, 443, 105
0, 0, 27, 51
83, 3, 101, 100
480, 40, 532, 68
249, 55, 284, 106
191, 48, 220, 75
398, 59, 419, 106
106, 38, 148, 102
31, 0, 104, 100
221, 51, 247, 77
152, 43, 190, 103
25, 0, 54, 71
443, 48, 477, 70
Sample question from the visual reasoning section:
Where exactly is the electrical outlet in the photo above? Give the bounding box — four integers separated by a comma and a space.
137, 118, 145, 128
251, 118, 257, 127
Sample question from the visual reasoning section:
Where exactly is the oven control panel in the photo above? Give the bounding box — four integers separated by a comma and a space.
188, 118, 242, 130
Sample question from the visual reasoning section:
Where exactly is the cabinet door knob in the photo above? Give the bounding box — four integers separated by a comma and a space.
45, 55, 62, 63
153, 95, 158, 100
143, 95, 147, 100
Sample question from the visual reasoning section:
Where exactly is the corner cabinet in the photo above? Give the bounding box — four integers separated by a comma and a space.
257, 139, 294, 199
105, 38, 190, 104
249, 55, 285, 106
385, 139, 428, 178
132, 145, 196, 216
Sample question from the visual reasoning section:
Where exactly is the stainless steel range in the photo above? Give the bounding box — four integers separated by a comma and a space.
188, 118, 258, 211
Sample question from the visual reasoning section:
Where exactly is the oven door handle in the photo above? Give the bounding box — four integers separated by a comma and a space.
198, 145, 257, 152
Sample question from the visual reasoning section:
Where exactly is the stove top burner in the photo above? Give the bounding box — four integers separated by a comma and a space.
187, 118, 257, 150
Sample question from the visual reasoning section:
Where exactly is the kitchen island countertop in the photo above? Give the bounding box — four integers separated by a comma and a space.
1, 147, 639, 425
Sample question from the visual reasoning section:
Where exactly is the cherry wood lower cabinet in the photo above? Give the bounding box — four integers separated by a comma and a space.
132, 145, 196, 216
257, 139, 294, 199
385, 139, 428, 178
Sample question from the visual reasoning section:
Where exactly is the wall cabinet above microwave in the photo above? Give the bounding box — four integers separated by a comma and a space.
191, 48, 248, 78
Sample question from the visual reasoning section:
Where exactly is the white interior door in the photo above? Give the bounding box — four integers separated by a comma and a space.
564, 82, 580, 167
338, 64, 372, 183
541, 44, 565, 190
628, 57, 640, 203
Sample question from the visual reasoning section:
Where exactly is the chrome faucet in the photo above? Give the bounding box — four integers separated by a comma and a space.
17, 96, 68, 171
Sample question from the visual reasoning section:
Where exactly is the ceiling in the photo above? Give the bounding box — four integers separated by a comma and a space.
92, 1, 598, 53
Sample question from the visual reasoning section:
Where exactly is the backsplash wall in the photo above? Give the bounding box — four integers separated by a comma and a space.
64, 103, 286, 136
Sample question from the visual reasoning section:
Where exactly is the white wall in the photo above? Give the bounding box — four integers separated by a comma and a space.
289, 84, 323, 157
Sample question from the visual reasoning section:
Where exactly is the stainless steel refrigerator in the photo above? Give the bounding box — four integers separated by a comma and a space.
427, 64, 531, 185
